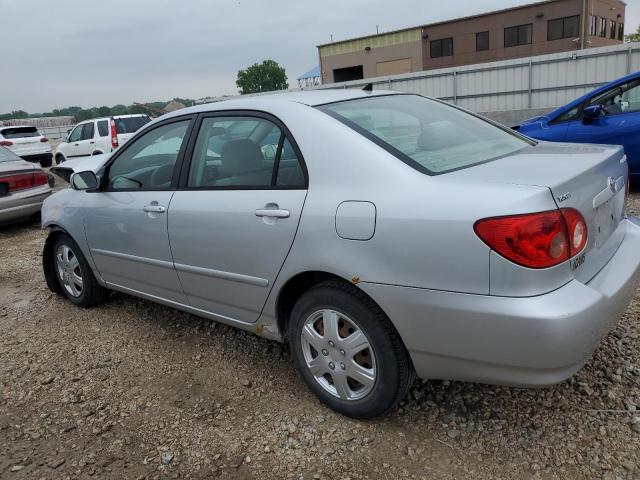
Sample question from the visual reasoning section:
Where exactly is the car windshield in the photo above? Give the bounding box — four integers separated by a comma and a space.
0, 145, 22, 162
1, 126, 40, 139
319, 94, 533, 174
115, 116, 150, 134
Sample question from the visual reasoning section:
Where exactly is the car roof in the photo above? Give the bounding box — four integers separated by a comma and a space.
162, 89, 402, 120
77, 114, 149, 124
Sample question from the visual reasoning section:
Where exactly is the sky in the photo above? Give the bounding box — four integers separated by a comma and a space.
2, 0, 639, 113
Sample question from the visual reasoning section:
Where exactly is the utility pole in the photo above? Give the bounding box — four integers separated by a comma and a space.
376, 25, 379, 34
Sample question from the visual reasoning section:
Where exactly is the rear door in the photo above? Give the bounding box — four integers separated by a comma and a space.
167, 113, 308, 323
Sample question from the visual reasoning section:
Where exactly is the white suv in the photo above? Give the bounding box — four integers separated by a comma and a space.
55, 114, 151, 164
0, 125, 53, 167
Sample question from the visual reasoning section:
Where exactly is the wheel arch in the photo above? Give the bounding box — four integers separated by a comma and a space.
275, 271, 394, 342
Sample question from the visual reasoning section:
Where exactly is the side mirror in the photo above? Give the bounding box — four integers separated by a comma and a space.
583, 105, 603, 123
71, 171, 99, 191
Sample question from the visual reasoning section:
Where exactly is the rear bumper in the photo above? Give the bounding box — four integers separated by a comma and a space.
0, 186, 51, 225
360, 216, 640, 386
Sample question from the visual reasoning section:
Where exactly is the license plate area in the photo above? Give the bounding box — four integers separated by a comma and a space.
594, 189, 624, 248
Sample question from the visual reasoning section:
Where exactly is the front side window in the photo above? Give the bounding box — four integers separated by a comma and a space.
476, 31, 489, 51
589, 80, 640, 116
81, 122, 94, 141
107, 120, 190, 190
548, 15, 580, 41
319, 95, 532, 175
187, 116, 305, 188
430, 38, 453, 58
68, 125, 83, 143
505, 24, 532, 47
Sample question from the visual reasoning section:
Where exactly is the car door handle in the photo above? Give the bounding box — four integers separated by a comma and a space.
255, 208, 290, 218
143, 204, 166, 213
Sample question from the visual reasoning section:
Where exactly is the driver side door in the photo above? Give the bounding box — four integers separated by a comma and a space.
83, 117, 193, 303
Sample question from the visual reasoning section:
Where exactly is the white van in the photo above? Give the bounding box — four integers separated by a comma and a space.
55, 114, 151, 164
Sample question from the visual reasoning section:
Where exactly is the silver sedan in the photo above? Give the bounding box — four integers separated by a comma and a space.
0, 145, 52, 225
41, 90, 640, 418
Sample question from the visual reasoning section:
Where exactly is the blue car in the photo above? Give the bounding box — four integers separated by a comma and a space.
516, 71, 640, 182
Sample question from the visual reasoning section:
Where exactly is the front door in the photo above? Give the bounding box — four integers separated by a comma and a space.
566, 78, 640, 176
84, 118, 193, 303
168, 114, 308, 323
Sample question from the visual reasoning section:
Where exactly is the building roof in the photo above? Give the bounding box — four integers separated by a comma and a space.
317, 0, 592, 48
298, 66, 321, 81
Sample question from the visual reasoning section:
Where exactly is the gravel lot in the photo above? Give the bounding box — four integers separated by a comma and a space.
1, 192, 640, 480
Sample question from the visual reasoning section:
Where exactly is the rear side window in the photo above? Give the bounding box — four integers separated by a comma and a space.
97, 120, 109, 137
115, 116, 151, 134
319, 95, 532, 175
187, 116, 306, 188
0, 127, 39, 139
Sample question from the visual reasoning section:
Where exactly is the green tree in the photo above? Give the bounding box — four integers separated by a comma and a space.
625, 25, 640, 42
97, 106, 112, 117
236, 60, 288, 95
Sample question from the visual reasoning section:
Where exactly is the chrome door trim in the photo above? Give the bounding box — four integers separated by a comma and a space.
91, 248, 175, 269
173, 262, 269, 287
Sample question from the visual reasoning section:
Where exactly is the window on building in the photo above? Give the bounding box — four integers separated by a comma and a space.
618, 23, 624, 41
431, 37, 453, 58
333, 65, 364, 82
476, 31, 489, 51
548, 15, 580, 41
505, 24, 532, 47
599, 17, 607, 37
590, 15, 597, 36
610, 20, 617, 39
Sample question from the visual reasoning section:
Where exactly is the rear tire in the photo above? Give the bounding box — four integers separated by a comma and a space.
51, 234, 108, 308
55, 154, 65, 165
40, 156, 52, 168
289, 280, 414, 419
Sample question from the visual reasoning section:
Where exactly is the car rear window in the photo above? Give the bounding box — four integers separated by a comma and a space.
0, 126, 40, 139
115, 116, 151, 134
0, 145, 22, 162
318, 94, 533, 175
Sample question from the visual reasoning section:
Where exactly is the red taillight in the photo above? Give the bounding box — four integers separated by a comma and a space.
0, 140, 13, 147
474, 208, 587, 269
33, 172, 49, 187
110, 118, 119, 149
40, 137, 49, 143
0, 172, 49, 193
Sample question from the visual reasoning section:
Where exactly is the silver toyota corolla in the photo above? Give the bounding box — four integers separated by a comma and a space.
41, 90, 640, 418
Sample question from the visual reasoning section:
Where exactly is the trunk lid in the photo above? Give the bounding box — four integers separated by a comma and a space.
451, 141, 628, 283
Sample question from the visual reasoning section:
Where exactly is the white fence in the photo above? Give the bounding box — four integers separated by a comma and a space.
39, 125, 73, 141
315, 43, 640, 113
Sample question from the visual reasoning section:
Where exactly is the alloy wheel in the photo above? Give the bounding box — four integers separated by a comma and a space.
55, 244, 83, 297
300, 309, 376, 401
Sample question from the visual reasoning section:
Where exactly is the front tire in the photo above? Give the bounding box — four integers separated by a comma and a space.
289, 280, 414, 419
55, 154, 65, 165
51, 234, 107, 308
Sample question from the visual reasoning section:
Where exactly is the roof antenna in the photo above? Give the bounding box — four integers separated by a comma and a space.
362, 83, 373, 92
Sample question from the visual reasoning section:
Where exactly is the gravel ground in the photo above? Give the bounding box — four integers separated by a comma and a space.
1, 193, 640, 480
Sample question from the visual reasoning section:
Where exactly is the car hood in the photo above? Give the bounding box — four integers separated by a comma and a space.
59, 153, 110, 173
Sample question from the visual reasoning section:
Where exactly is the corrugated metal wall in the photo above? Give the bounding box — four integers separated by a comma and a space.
316, 43, 640, 113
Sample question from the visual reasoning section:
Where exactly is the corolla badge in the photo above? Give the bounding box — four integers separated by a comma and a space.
608, 176, 617, 193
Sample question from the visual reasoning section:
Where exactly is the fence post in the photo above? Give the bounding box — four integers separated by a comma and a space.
453, 71, 458, 105
528, 59, 533, 109
628, 46, 633, 75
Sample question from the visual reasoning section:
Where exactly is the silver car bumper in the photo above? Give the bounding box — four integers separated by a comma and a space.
0, 186, 51, 225
360, 216, 640, 386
